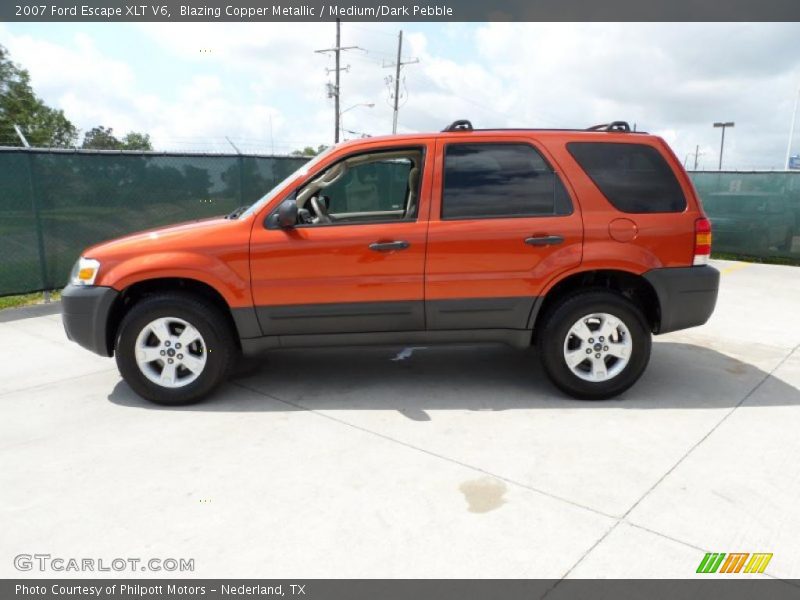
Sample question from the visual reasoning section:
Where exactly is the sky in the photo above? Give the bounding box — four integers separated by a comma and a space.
1, 21, 799, 169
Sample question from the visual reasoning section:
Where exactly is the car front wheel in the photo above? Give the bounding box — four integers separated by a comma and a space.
538, 290, 652, 400
115, 293, 237, 405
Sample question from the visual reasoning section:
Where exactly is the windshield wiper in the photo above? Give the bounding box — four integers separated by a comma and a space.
225, 205, 249, 220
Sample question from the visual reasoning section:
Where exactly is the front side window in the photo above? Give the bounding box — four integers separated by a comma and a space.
441, 143, 572, 220
294, 148, 423, 225
567, 142, 687, 213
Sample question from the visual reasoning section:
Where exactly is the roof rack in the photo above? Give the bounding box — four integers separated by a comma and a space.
442, 119, 473, 132
587, 121, 632, 133
438, 119, 643, 134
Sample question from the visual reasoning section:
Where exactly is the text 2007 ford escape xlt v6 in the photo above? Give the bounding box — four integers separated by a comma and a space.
62, 120, 719, 405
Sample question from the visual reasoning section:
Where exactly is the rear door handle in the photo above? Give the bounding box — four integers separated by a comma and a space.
369, 240, 410, 252
524, 235, 564, 246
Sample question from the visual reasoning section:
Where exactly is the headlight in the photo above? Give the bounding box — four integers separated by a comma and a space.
70, 257, 101, 286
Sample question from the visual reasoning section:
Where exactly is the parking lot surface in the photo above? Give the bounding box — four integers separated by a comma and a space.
1, 259, 799, 580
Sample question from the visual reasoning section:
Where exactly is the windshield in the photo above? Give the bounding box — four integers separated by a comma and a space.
239, 147, 335, 218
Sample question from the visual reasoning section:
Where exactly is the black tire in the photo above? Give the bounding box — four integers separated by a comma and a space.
115, 293, 237, 405
538, 290, 652, 400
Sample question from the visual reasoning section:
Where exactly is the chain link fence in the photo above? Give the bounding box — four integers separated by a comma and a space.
690, 171, 800, 260
0, 148, 308, 296
1, 148, 799, 297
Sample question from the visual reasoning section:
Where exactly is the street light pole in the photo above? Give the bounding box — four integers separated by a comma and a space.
339, 103, 374, 139
713, 121, 735, 170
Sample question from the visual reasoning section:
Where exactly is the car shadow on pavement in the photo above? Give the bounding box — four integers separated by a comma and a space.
107, 341, 800, 415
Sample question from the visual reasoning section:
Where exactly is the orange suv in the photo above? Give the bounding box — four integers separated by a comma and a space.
62, 120, 719, 404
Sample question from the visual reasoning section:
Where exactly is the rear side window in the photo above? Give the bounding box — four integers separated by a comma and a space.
567, 142, 687, 213
442, 143, 573, 219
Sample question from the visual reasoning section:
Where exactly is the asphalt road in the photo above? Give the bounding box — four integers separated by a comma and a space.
1, 259, 798, 580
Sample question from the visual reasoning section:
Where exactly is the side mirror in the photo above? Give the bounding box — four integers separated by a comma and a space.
275, 199, 298, 228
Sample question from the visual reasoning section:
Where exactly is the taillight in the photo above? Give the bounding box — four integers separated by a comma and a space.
694, 218, 712, 265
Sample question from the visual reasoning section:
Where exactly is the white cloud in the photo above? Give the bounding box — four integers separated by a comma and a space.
2, 22, 799, 168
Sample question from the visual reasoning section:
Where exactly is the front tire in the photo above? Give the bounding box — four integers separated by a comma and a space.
538, 290, 651, 400
115, 293, 237, 405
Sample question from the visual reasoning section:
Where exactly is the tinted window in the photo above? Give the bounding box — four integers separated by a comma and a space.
567, 142, 687, 213
442, 143, 572, 219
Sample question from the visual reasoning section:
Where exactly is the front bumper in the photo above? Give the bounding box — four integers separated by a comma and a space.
61, 284, 119, 356
643, 265, 720, 334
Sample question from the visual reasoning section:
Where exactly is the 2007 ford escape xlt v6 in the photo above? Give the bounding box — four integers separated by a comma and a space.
62, 120, 719, 405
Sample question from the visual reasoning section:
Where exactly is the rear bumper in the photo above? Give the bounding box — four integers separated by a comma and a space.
644, 265, 720, 334
61, 284, 119, 356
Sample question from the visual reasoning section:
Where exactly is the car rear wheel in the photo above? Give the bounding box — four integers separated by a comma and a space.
538, 290, 651, 400
115, 293, 237, 405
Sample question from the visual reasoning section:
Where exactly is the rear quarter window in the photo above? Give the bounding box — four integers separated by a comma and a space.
567, 142, 687, 213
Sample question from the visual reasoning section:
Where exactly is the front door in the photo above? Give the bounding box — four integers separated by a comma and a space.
425, 138, 583, 330
249, 142, 432, 336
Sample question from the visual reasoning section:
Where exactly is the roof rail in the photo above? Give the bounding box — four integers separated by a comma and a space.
587, 121, 631, 133
442, 119, 473, 132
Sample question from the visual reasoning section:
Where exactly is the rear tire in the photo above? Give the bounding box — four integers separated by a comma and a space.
538, 290, 651, 400
115, 293, 237, 405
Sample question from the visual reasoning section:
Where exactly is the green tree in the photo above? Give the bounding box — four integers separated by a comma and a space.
291, 144, 328, 157
81, 126, 119, 149
82, 126, 153, 151
121, 131, 152, 151
0, 44, 78, 147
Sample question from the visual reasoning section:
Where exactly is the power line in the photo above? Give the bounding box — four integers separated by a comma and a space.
314, 18, 363, 144
382, 30, 419, 134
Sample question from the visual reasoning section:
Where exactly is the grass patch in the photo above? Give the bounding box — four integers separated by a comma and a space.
0, 290, 61, 310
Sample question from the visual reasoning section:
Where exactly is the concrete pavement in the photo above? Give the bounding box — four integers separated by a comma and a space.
1, 259, 798, 579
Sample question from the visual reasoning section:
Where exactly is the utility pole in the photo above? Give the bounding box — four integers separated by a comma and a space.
785, 85, 799, 170
334, 19, 341, 144
713, 121, 735, 170
315, 18, 360, 144
383, 30, 419, 134
693, 144, 703, 170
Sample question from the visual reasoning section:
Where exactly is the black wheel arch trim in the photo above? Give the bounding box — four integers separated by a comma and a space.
643, 265, 720, 334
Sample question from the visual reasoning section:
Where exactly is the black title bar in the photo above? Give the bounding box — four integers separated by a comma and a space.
5, 579, 800, 600
4, 0, 800, 22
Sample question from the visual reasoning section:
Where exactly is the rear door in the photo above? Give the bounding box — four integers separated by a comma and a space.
424, 137, 583, 330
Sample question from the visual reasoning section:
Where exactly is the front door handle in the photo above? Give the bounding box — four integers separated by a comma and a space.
524, 235, 564, 246
369, 240, 410, 252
